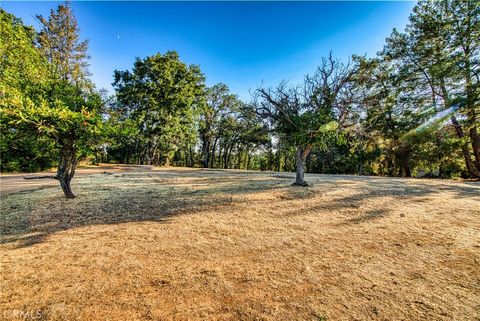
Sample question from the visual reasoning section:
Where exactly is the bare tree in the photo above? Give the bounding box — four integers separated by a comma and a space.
256, 54, 358, 186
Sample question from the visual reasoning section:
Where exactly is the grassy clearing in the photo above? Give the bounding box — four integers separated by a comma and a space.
1, 168, 479, 320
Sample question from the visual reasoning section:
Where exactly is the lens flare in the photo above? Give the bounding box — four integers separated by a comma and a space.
402, 103, 460, 139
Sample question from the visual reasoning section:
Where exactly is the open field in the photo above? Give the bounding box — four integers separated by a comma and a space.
1, 168, 479, 320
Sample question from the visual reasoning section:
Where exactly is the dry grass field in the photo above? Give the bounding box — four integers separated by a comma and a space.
1, 168, 479, 320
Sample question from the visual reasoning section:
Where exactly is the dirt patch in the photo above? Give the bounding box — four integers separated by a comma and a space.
1, 169, 479, 320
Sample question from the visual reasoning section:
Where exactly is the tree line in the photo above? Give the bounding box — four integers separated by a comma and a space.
0, 0, 478, 197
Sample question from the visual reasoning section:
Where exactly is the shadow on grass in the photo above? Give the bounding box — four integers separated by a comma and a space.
285, 175, 479, 224
0, 171, 288, 248
1, 170, 478, 248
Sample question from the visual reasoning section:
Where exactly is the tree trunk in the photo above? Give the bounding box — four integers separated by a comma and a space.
470, 127, 480, 171
200, 135, 210, 168
293, 144, 313, 186
227, 145, 234, 169
461, 27, 480, 172
439, 78, 478, 177
222, 146, 228, 168
399, 161, 411, 178
57, 141, 77, 198
396, 145, 411, 177
189, 145, 195, 167
210, 138, 218, 168
451, 116, 480, 177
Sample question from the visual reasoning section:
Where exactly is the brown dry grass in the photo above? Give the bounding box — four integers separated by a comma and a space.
1, 168, 479, 320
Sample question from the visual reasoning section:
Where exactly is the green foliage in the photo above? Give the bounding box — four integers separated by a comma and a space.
2, 0, 478, 180
0, 6, 103, 174
112, 51, 205, 165
36, 2, 92, 89
0, 9, 54, 171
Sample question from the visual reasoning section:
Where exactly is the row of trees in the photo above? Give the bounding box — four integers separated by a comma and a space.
104, 54, 271, 170
1, 0, 479, 197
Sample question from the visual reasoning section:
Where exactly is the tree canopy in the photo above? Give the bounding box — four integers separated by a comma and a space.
0, 5, 103, 197
1, 0, 479, 198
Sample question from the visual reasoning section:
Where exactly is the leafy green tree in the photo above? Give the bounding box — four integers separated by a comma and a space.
214, 101, 269, 169
445, 0, 480, 175
383, 0, 480, 177
199, 83, 238, 168
36, 2, 91, 89
0, 9, 55, 172
36, 2, 102, 198
234, 103, 271, 169
113, 51, 205, 166
1, 5, 103, 198
354, 56, 419, 177
9, 84, 103, 197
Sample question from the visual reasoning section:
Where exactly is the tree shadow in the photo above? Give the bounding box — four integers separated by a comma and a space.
0, 171, 287, 248
283, 175, 479, 224
345, 208, 388, 224
1, 171, 478, 248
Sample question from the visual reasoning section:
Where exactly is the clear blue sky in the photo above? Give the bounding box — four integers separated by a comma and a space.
2, 1, 415, 100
